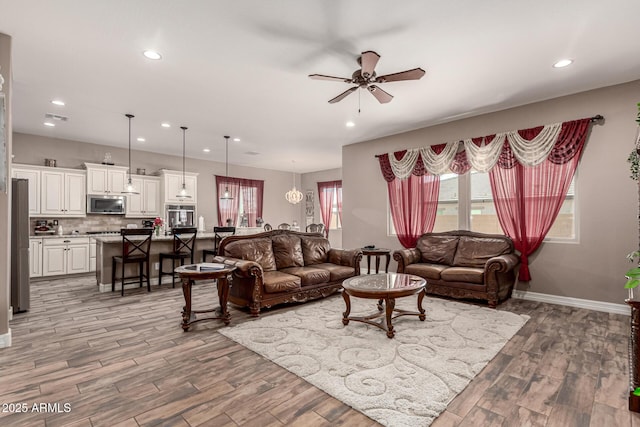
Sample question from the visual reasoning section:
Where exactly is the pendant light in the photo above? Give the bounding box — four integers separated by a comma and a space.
285, 160, 303, 204
122, 114, 139, 194
220, 135, 234, 200
176, 126, 192, 199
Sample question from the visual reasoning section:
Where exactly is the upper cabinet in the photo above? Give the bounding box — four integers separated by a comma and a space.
159, 169, 198, 204
12, 166, 41, 215
84, 163, 129, 195
125, 175, 161, 218
12, 164, 86, 217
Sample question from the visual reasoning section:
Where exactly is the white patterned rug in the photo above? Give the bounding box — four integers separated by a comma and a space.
220, 295, 529, 427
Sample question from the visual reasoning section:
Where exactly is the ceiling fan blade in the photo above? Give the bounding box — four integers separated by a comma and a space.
309, 74, 352, 83
360, 50, 380, 78
328, 87, 358, 103
367, 85, 393, 104
375, 67, 426, 83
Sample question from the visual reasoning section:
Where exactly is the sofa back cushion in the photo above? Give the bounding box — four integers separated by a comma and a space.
300, 236, 331, 265
416, 235, 459, 266
272, 234, 304, 269
223, 237, 277, 271
452, 236, 512, 268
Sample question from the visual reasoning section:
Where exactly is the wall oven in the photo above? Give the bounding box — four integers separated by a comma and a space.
87, 195, 126, 214
166, 205, 195, 228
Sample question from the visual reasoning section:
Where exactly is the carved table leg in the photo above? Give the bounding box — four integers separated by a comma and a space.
366, 255, 371, 275
375, 256, 380, 274
417, 288, 426, 321
181, 277, 192, 331
218, 275, 231, 325
377, 299, 384, 311
342, 291, 351, 325
385, 297, 396, 338
384, 253, 390, 273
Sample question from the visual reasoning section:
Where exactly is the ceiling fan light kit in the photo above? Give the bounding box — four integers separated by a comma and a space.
309, 50, 425, 104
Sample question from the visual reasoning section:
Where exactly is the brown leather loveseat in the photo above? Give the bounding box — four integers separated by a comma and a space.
213, 230, 362, 316
393, 230, 520, 308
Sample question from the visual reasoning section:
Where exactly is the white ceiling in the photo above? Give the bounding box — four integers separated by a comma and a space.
1, 0, 639, 173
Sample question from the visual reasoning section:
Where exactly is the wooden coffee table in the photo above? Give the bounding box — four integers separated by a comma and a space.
175, 263, 237, 331
341, 273, 427, 338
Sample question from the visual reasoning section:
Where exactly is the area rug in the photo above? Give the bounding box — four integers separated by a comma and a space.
219, 295, 529, 427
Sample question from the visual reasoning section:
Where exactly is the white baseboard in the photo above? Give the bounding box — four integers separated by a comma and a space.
512, 290, 630, 316
0, 329, 11, 348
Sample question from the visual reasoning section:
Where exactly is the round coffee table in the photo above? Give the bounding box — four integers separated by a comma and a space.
341, 273, 427, 338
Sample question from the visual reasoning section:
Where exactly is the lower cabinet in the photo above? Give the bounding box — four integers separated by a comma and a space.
29, 238, 43, 278
42, 237, 90, 277
89, 238, 96, 272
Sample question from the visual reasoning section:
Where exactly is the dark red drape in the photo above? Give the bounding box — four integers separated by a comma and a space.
216, 176, 264, 227
317, 180, 342, 237
489, 118, 590, 280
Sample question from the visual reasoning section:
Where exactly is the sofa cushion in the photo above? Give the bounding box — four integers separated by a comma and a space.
301, 236, 331, 265
440, 266, 484, 284
452, 236, 512, 268
405, 263, 448, 281
417, 236, 459, 266
262, 271, 301, 293
272, 234, 304, 269
281, 266, 330, 286
223, 238, 276, 272
313, 263, 356, 282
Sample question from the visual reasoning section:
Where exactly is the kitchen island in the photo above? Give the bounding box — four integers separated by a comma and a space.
94, 232, 217, 292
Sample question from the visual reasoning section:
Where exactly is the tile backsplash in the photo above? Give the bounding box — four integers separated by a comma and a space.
30, 215, 156, 235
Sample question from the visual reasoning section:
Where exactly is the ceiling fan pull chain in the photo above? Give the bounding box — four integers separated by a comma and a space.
358, 89, 361, 114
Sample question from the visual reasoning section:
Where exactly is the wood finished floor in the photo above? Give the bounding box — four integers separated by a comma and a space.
1, 275, 639, 427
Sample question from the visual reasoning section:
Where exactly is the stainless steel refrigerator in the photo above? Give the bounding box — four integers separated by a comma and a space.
11, 178, 30, 313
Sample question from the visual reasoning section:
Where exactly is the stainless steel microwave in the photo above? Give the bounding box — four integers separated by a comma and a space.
87, 195, 126, 214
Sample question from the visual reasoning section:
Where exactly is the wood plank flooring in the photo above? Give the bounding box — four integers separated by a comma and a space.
1, 274, 639, 426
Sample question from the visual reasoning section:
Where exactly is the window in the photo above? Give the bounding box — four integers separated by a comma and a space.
215, 176, 264, 227
317, 180, 342, 231
470, 172, 502, 234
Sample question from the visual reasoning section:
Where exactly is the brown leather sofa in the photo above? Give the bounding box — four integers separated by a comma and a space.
213, 230, 362, 316
393, 230, 520, 308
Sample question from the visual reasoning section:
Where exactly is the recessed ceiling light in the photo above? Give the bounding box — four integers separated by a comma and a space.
51, 100, 65, 106
553, 59, 573, 68
161, 123, 171, 128
137, 137, 146, 142
143, 50, 162, 60
346, 121, 355, 127
203, 148, 211, 153
44, 122, 55, 127
233, 138, 241, 142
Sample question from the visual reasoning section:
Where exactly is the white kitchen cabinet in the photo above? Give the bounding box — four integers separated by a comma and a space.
89, 237, 96, 272
40, 169, 86, 217
126, 176, 161, 218
12, 166, 41, 215
42, 237, 90, 276
29, 238, 43, 277
85, 163, 129, 195
160, 169, 198, 204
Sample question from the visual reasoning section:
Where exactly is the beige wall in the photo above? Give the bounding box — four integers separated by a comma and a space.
0, 33, 12, 344
343, 80, 640, 304
12, 133, 304, 230
301, 168, 342, 248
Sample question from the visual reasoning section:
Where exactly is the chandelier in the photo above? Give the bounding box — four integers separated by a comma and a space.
285, 161, 303, 204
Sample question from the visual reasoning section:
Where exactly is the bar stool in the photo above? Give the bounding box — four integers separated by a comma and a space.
112, 228, 153, 296
202, 226, 235, 262
159, 227, 198, 288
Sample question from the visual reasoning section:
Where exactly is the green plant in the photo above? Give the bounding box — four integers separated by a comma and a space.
626, 251, 640, 289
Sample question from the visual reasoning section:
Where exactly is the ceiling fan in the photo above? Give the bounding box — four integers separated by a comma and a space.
309, 50, 426, 104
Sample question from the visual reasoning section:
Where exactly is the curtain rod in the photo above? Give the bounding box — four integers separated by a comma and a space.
374, 115, 604, 158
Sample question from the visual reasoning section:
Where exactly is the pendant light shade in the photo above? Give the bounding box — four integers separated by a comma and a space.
220, 135, 234, 200
285, 161, 303, 204
122, 114, 139, 195
176, 126, 192, 199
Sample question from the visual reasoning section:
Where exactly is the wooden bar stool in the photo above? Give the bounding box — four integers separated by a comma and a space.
202, 226, 235, 262
112, 228, 153, 296
159, 227, 198, 288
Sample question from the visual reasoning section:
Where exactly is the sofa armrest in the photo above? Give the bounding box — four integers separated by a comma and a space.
212, 256, 264, 278
485, 253, 520, 274
393, 248, 421, 273
328, 248, 363, 275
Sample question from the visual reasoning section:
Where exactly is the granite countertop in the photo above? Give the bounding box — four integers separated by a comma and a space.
93, 232, 217, 243
31, 233, 93, 239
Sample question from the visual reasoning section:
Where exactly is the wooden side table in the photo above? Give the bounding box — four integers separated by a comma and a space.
361, 248, 391, 274
175, 263, 237, 331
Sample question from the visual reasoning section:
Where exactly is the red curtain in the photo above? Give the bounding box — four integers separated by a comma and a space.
216, 176, 264, 227
388, 173, 440, 248
489, 119, 590, 280
317, 180, 342, 237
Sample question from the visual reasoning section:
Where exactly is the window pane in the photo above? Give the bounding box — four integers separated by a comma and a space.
433, 174, 458, 232
470, 172, 502, 234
